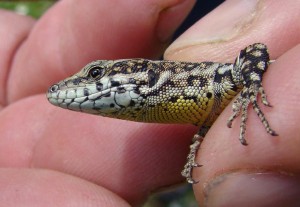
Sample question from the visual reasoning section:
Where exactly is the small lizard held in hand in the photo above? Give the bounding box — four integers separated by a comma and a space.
47, 43, 277, 184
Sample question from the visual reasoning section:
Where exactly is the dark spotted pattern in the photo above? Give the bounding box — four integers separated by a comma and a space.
47, 43, 277, 185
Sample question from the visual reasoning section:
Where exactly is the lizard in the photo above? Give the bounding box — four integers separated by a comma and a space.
47, 43, 277, 184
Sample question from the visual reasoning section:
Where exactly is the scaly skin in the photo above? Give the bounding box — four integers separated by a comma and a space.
47, 43, 277, 184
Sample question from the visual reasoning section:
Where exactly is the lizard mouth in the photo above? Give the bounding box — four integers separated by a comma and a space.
47, 80, 143, 117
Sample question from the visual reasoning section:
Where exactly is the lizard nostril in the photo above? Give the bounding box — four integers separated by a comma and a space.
49, 84, 59, 93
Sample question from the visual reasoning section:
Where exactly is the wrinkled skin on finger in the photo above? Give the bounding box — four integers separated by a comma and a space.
1, 0, 300, 206
166, 0, 300, 206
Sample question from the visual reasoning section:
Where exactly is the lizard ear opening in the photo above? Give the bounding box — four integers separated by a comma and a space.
148, 69, 159, 88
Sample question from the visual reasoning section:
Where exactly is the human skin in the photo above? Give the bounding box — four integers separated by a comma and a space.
0, 0, 300, 206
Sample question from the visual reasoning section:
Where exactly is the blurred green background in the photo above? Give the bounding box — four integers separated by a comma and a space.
0, 1, 54, 18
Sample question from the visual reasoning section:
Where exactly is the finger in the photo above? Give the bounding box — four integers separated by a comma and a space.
7, 0, 195, 102
0, 95, 196, 205
0, 168, 131, 206
163, 0, 300, 205
193, 44, 300, 206
165, 0, 300, 62
0, 10, 34, 107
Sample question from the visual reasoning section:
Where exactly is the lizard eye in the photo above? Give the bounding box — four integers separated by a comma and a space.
89, 67, 104, 78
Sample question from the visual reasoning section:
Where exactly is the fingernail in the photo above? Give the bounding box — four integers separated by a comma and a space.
156, 0, 195, 42
191, 0, 258, 41
204, 172, 300, 207
165, 0, 259, 58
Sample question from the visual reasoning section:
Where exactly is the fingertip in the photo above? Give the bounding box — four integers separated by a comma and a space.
192, 44, 300, 205
165, 0, 300, 62
156, 0, 196, 42
201, 172, 300, 207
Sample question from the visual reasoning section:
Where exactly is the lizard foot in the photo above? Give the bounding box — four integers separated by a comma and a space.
181, 134, 203, 184
227, 43, 278, 145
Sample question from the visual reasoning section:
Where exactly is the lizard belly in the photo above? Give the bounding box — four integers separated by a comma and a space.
139, 84, 215, 126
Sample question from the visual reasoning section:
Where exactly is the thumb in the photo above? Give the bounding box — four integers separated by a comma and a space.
164, 0, 300, 206
165, 0, 300, 62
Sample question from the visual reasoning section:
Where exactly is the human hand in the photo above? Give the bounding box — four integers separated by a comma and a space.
1, 0, 300, 206
0, 0, 196, 206
165, 1, 300, 206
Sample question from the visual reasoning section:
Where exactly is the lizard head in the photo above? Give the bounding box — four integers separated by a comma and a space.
47, 59, 160, 120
